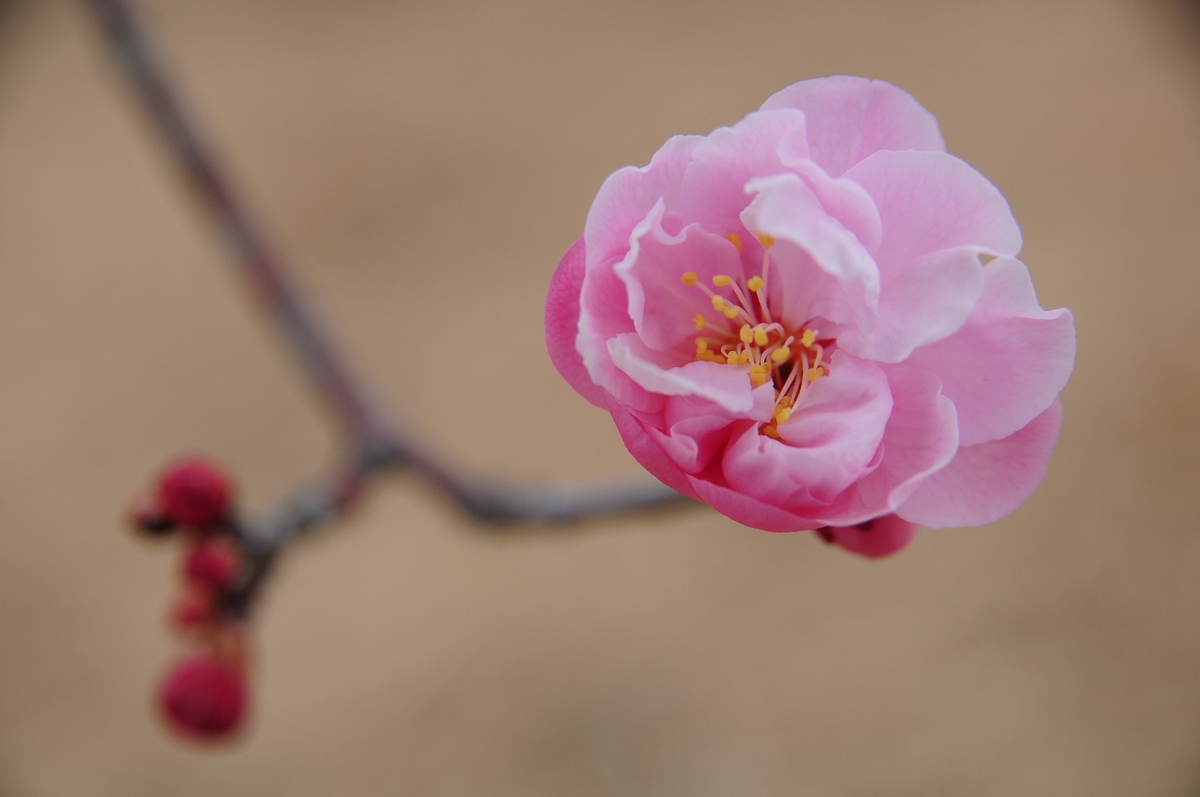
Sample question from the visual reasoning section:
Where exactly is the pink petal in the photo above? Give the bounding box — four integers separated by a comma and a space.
608, 334, 755, 415
578, 261, 666, 416
741, 173, 880, 334
814, 367, 959, 526
844, 150, 1022, 273
897, 398, 1063, 528
585, 134, 704, 271
686, 459, 823, 532
676, 108, 808, 234
545, 236, 607, 408
760, 76, 945, 177
838, 246, 985, 364
817, 514, 920, 558
900, 257, 1076, 445
649, 384, 777, 474
607, 397, 699, 500
722, 353, 892, 507
783, 159, 883, 254
613, 202, 743, 351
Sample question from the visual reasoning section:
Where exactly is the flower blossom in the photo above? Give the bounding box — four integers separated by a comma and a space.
545, 76, 1075, 557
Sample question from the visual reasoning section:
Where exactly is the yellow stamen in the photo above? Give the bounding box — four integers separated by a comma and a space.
723, 306, 740, 319
754, 327, 769, 347
695, 338, 708, 353
739, 350, 752, 365
712, 275, 733, 287
771, 346, 791, 364
726, 352, 740, 365
807, 367, 825, 382
681, 272, 698, 286
774, 406, 793, 425
711, 295, 726, 311
749, 366, 769, 387
778, 395, 793, 408
747, 276, 764, 292
726, 232, 743, 251
762, 424, 782, 439
694, 313, 707, 331
800, 329, 817, 347
758, 233, 775, 248
739, 324, 753, 344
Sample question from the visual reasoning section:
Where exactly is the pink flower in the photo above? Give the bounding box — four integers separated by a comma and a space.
545, 76, 1075, 557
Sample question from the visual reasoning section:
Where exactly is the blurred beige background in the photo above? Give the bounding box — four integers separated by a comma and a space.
1, 0, 1198, 794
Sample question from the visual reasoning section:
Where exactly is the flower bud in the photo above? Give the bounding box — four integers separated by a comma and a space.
156, 458, 233, 529
159, 654, 247, 739
183, 539, 240, 589
171, 589, 215, 629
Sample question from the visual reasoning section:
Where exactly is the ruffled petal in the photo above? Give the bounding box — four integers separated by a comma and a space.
677, 108, 808, 234
608, 334, 756, 415
722, 353, 891, 507
584, 134, 704, 271
844, 150, 1022, 273
782, 158, 883, 254
649, 384, 776, 473
814, 367, 959, 526
838, 246, 985, 364
817, 514, 920, 558
577, 258, 666, 417
900, 257, 1076, 445
687, 462, 823, 532
760, 76, 945, 177
545, 237, 607, 408
607, 397, 699, 500
897, 398, 1063, 527
741, 173, 880, 334
613, 202, 743, 351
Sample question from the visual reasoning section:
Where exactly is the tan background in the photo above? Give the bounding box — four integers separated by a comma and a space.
1, 0, 1198, 794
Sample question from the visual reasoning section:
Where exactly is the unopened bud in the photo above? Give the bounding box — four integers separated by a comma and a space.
157, 458, 233, 529
183, 539, 241, 589
159, 654, 248, 740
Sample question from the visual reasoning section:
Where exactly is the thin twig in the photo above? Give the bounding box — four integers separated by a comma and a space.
86, 0, 692, 600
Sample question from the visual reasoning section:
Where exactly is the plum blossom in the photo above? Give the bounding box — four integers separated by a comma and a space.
545, 76, 1075, 557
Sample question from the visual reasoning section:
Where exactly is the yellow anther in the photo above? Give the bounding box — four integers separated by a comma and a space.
723, 306, 741, 319
739, 350, 753, 365
762, 424, 782, 439
694, 313, 707, 331
681, 272, 698, 286
726, 351, 740, 365
711, 295, 726, 311
750, 370, 769, 387
754, 327, 770, 347
726, 232, 743, 251
712, 275, 733, 287
758, 233, 775, 248
774, 406, 793, 425
739, 324, 753, 344
695, 338, 708, 353
807, 367, 825, 382
800, 329, 817, 347
778, 395, 794, 408
771, 346, 791, 364
747, 276, 764, 292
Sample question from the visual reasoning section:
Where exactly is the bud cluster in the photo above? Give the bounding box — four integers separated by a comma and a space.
130, 457, 250, 741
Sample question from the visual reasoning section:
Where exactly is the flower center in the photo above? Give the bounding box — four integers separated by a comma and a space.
680, 233, 829, 439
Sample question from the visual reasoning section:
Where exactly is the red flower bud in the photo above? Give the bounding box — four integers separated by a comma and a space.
171, 590, 215, 629
157, 458, 233, 529
159, 654, 248, 740
183, 539, 240, 589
